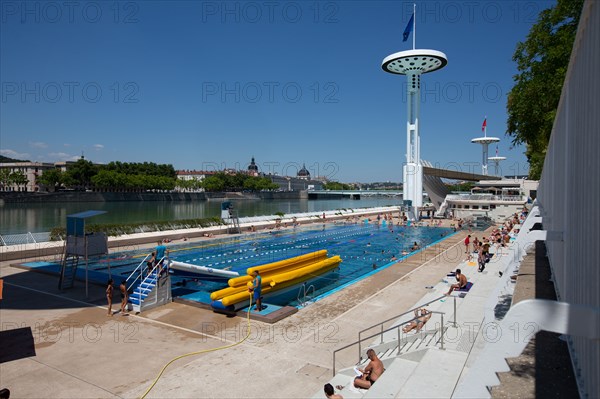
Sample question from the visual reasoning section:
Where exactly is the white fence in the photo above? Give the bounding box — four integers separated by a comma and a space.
537, 1, 600, 397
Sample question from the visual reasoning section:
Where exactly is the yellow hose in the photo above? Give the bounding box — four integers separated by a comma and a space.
139, 292, 254, 399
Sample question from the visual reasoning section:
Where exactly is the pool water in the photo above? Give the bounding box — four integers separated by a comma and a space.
87, 222, 453, 308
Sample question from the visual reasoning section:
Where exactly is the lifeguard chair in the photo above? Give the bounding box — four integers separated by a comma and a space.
59, 211, 108, 296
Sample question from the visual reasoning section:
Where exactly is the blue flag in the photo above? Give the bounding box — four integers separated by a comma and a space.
403, 12, 414, 42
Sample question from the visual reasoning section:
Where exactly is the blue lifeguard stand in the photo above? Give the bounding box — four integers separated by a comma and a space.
60, 210, 109, 296
221, 201, 241, 234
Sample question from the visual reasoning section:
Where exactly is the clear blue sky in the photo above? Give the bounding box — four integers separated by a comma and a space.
1, 0, 553, 182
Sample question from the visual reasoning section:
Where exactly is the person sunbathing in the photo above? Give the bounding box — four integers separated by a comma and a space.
353, 349, 384, 389
402, 308, 432, 333
445, 268, 467, 295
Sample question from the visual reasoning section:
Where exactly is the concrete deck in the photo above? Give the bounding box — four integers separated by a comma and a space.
1, 218, 470, 398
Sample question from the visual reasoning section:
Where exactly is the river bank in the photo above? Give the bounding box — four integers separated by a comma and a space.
0, 190, 308, 204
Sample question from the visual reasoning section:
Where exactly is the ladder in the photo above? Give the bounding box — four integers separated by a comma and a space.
228, 209, 242, 234
59, 254, 79, 290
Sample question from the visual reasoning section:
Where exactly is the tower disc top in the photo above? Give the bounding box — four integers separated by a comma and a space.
382, 49, 448, 75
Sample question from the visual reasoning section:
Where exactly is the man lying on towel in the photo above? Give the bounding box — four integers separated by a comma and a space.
445, 268, 467, 296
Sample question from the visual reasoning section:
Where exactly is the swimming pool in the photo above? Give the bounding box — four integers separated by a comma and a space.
48, 222, 453, 309
166, 222, 453, 307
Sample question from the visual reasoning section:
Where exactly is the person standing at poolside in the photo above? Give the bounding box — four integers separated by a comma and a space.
106, 279, 114, 316
251, 270, 263, 312
155, 240, 169, 276
464, 235, 471, 253
119, 280, 128, 315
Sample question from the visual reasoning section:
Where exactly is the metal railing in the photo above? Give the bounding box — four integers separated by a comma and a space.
297, 283, 315, 307
125, 253, 152, 291
136, 260, 167, 308
357, 295, 456, 359
445, 194, 527, 202
0, 231, 52, 246
332, 310, 447, 376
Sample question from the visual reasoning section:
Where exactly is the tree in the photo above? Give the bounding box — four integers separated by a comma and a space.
38, 168, 64, 192
506, 0, 583, 179
0, 169, 11, 191
10, 170, 28, 191
66, 158, 98, 189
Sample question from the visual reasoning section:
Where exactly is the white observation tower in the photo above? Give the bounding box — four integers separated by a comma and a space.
488, 154, 506, 176
471, 118, 500, 175
381, 6, 447, 220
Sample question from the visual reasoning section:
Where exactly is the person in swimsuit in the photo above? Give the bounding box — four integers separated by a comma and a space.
106, 279, 114, 316
251, 271, 263, 312
402, 308, 432, 333
445, 268, 468, 295
119, 280, 128, 315
323, 383, 343, 399
354, 349, 384, 389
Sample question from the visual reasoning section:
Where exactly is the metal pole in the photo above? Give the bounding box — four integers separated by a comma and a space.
412, 3, 416, 50
333, 352, 336, 376
440, 314, 445, 350
358, 338, 362, 363
380, 324, 384, 344
397, 327, 401, 355
453, 296, 457, 327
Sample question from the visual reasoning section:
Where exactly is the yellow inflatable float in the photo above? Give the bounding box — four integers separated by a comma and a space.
210, 250, 341, 312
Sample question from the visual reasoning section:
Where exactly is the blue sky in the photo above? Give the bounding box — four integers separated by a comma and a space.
1, 0, 553, 182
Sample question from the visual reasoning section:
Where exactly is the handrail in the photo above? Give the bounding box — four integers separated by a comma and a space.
297, 284, 315, 307
333, 310, 446, 376
357, 295, 450, 356
126, 253, 151, 286
135, 257, 167, 308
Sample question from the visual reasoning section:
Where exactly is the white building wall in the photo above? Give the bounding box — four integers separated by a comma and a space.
537, 1, 600, 397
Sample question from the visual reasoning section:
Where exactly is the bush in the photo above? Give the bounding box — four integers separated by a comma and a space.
48, 217, 225, 240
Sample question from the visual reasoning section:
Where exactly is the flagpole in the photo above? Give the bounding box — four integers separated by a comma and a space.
412, 3, 416, 50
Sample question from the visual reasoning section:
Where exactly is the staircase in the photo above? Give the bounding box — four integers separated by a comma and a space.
58, 255, 79, 290
435, 200, 449, 218
128, 270, 172, 313
356, 328, 447, 367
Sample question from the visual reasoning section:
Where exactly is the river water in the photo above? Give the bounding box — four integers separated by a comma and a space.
0, 198, 403, 235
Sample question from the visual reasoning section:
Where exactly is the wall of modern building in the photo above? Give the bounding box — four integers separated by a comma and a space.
536, 1, 599, 397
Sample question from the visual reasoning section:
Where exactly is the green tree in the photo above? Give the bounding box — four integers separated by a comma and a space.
38, 168, 64, 191
10, 170, 29, 191
323, 182, 353, 190
201, 175, 225, 192
506, 0, 583, 179
66, 158, 98, 189
0, 169, 11, 190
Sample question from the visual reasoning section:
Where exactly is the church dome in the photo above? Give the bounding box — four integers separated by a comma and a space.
297, 163, 310, 179
248, 156, 259, 172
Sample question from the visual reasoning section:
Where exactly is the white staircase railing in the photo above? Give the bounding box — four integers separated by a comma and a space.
332, 309, 448, 376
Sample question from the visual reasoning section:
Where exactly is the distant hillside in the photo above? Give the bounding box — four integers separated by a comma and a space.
0, 155, 29, 163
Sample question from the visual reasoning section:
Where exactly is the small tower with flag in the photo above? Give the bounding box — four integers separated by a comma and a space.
471, 117, 500, 176
381, 4, 448, 220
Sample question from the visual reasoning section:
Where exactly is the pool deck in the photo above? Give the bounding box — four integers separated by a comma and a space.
1, 217, 473, 398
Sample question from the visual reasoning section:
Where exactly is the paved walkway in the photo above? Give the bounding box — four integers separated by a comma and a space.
1, 223, 472, 398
